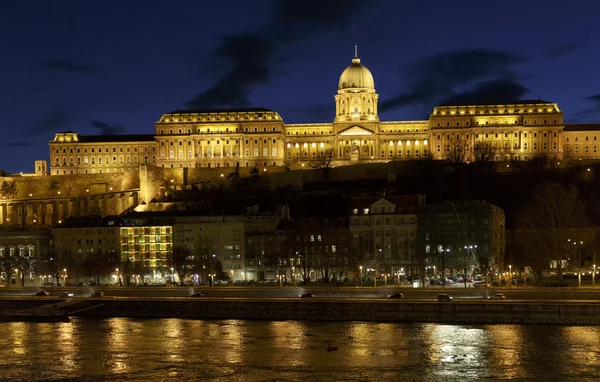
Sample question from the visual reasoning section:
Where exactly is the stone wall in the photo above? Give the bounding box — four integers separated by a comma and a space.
61, 299, 600, 325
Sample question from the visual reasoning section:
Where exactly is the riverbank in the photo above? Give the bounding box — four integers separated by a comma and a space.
1, 297, 599, 325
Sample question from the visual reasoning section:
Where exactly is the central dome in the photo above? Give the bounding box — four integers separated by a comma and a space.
338, 57, 375, 90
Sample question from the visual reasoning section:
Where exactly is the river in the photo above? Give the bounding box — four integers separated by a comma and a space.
0, 318, 599, 381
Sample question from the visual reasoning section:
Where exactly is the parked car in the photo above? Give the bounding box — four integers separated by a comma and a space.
387, 293, 404, 299
35, 291, 50, 296
437, 294, 453, 302
91, 292, 104, 297
299, 293, 315, 298
488, 293, 506, 300
190, 292, 205, 297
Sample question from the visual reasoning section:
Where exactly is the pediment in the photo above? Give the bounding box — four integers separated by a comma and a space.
338, 125, 373, 136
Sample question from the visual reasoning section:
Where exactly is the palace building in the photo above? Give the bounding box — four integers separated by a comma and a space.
48, 53, 600, 176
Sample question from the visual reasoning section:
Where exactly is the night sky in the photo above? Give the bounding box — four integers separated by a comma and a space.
1, 0, 599, 173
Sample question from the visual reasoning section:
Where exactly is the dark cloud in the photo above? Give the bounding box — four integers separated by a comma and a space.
2, 142, 30, 148
277, 102, 332, 123
380, 49, 526, 112
574, 94, 600, 119
184, 34, 275, 108
545, 43, 580, 58
91, 120, 126, 135
439, 79, 530, 106
184, 0, 372, 109
585, 94, 600, 103
29, 105, 71, 134
40, 60, 96, 73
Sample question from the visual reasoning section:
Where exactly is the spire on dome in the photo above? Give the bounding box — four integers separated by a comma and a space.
354, 43, 358, 58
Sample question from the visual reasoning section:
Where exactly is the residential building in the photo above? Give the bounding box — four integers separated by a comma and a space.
416, 200, 505, 280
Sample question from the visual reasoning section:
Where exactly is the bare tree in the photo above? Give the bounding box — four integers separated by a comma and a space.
310, 148, 335, 182
473, 142, 496, 163
15, 252, 33, 286
0, 180, 18, 199
249, 166, 260, 178
227, 161, 241, 182
517, 181, 589, 283
444, 137, 468, 165
0, 250, 14, 286
171, 245, 194, 284
59, 175, 82, 196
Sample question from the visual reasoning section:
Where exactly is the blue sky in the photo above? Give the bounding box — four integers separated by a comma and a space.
1, 0, 599, 173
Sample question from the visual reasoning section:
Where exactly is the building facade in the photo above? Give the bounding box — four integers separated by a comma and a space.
416, 201, 506, 281
46, 53, 600, 177
349, 195, 424, 278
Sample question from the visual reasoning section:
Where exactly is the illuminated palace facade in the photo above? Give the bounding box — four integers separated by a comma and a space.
49, 54, 600, 175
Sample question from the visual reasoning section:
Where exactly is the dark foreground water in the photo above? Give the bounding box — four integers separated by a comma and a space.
1, 319, 599, 381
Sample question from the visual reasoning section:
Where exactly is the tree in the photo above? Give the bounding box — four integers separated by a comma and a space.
171, 245, 194, 284
0, 250, 14, 286
59, 175, 82, 196
310, 148, 335, 182
249, 166, 260, 178
473, 142, 496, 164
0, 180, 18, 199
14, 203, 28, 229
14, 253, 33, 287
517, 181, 589, 283
227, 161, 241, 182
38, 249, 72, 286
82, 249, 119, 285
444, 138, 468, 165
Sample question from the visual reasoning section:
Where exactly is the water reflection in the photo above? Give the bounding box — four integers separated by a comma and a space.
0, 319, 599, 381
105, 318, 132, 374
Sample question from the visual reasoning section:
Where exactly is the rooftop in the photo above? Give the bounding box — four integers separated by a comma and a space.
438, 99, 553, 107
563, 123, 600, 132
52, 134, 155, 143
166, 107, 274, 115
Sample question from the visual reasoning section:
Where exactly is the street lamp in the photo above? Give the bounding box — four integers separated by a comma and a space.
210, 273, 215, 287
291, 266, 295, 286
509, 265, 512, 288
593, 264, 597, 288
14, 269, 19, 287
230, 270, 234, 284
64, 268, 68, 286
359, 265, 363, 287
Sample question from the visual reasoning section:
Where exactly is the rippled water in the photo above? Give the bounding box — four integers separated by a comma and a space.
1, 318, 600, 381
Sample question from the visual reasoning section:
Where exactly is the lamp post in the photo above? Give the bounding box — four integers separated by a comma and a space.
593, 264, 597, 288
509, 265, 512, 288
14, 269, 19, 287
292, 266, 295, 287
210, 273, 215, 287
359, 265, 363, 287
230, 270, 234, 285
64, 268, 68, 286
442, 248, 449, 287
